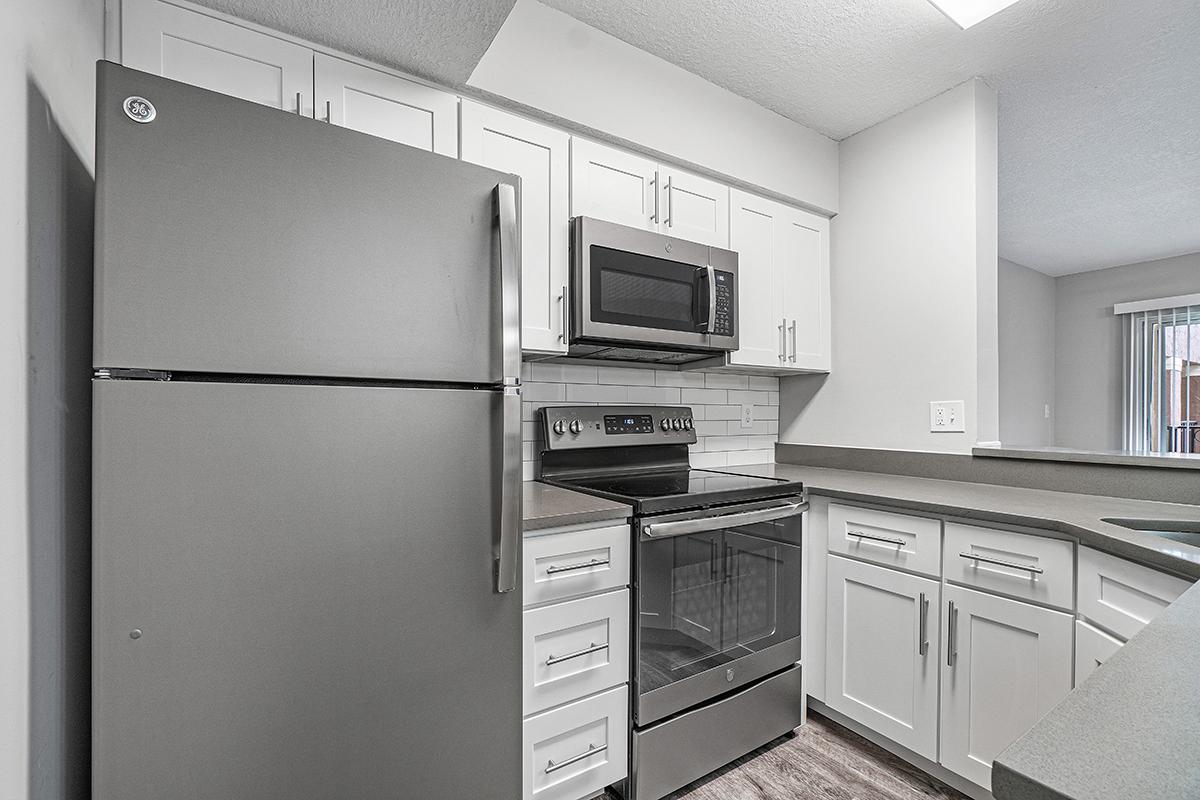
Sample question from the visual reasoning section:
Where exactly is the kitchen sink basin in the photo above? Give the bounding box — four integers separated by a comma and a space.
1101, 518, 1200, 546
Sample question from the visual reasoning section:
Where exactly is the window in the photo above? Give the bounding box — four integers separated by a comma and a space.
1119, 295, 1200, 454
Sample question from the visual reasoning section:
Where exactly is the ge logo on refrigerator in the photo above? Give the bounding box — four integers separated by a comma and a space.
123, 96, 156, 124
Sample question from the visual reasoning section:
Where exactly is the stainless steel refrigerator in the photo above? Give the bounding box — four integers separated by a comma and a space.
92, 62, 522, 799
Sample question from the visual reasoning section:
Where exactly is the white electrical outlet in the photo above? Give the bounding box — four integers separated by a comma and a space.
929, 400, 965, 432
740, 404, 754, 429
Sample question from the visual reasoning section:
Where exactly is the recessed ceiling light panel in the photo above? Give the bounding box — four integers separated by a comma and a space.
927, 0, 1023, 29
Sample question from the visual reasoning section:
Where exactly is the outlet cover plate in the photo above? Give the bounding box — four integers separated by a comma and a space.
930, 400, 965, 433
740, 404, 754, 429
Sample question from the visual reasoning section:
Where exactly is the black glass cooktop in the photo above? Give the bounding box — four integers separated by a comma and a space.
550, 468, 803, 514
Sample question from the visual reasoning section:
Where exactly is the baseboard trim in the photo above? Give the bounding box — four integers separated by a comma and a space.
808, 699, 993, 800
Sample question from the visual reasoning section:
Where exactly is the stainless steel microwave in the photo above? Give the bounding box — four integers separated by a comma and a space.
568, 217, 739, 365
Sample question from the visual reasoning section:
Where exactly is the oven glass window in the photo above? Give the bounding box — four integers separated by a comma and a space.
590, 246, 700, 333
636, 513, 802, 721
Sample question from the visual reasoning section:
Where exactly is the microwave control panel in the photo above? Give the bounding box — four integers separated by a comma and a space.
538, 405, 697, 450
713, 270, 735, 337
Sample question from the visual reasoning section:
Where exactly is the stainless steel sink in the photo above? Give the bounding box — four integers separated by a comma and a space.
1102, 518, 1200, 546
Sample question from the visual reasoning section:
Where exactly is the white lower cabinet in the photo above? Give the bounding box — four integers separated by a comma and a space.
939, 583, 1073, 789
825, 555, 939, 759
524, 685, 629, 800
1074, 619, 1124, 686
523, 522, 631, 800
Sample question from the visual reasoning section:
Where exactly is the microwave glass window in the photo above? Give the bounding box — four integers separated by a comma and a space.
590, 246, 700, 333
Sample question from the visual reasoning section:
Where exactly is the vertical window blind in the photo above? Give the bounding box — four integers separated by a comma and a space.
1118, 294, 1200, 454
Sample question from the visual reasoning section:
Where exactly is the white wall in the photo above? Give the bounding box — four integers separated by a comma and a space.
1054, 251, 1200, 451
779, 80, 999, 453
998, 258, 1055, 446
467, 0, 839, 215
2, 0, 103, 797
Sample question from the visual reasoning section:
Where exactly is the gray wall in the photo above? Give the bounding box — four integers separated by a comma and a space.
998, 258, 1055, 445
2, 1, 103, 798
1054, 252, 1200, 450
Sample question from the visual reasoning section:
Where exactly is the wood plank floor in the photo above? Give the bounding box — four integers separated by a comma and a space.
608, 711, 968, 800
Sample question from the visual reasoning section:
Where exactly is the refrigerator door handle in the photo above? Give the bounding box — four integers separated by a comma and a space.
496, 385, 522, 593
495, 182, 521, 383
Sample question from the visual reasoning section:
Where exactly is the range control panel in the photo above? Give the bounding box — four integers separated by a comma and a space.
539, 405, 697, 450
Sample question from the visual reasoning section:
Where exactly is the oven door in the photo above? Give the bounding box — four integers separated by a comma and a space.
634, 499, 804, 726
572, 216, 738, 351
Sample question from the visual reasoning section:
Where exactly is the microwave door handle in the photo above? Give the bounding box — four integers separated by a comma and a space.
704, 264, 716, 334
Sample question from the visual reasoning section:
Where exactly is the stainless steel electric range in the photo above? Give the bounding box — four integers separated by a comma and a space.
537, 405, 807, 800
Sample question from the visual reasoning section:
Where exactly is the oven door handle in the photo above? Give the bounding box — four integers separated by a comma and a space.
641, 501, 807, 540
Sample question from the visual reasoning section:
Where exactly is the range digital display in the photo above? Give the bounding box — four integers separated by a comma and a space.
604, 414, 654, 435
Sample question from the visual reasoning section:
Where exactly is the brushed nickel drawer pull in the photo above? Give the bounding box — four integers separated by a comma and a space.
546, 742, 607, 774
545, 641, 608, 666
918, 592, 929, 656
848, 529, 906, 547
545, 558, 609, 575
947, 600, 958, 667
958, 552, 1044, 574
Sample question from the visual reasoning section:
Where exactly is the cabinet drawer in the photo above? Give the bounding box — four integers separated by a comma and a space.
524, 524, 630, 606
1074, 619, 1124, 686
524, 590, 630, 715
523, 685, 628, 800
1077, 547, 1191, 640
827, 503, 941, 577
944, 523, 1073, 609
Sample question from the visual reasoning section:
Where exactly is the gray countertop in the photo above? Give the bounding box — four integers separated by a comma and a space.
722, 461, 1200, 800
973, 444, 1200, 470
522, 481, 631, 531
723, 462, 1200, 579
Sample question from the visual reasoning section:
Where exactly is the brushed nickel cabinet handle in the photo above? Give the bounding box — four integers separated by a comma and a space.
789, 319, 797, 362
779, 318, 787, 360
546, 743, 607, 774
295, 91, 303, 114
665, 176, 673, 226
559, 285, 568, 344
324, 99, 331, 122
545, 641, 609, 666
947, 601, 958, 667
958, 552, 1044, 575
848, 529, 906, 547
918, 592, 929, 656
545, 558, 609, 575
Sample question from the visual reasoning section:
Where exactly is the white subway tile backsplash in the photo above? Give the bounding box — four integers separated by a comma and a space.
681, 388, 728, 404
519, 364, 781, 475
597, 367, 657, 386
704, 373, 748, 390
654, 371, 706, 388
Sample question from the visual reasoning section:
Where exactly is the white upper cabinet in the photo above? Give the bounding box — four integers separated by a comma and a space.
939, 583, 1073, 790
825, 555, 940, 760
314, 53, 458, 156
657, 167, 729, 248
461, 101, 570, 355
570, 139, 657, 230
727, 189, 830, 374
122, 0, 314, 113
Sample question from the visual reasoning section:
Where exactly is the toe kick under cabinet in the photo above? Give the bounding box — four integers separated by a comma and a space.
523, 521, 631, 800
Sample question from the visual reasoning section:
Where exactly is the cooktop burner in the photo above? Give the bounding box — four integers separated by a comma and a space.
562, 469, 785, 499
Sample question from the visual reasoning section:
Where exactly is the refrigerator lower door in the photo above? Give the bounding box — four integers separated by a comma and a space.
93, 380, 521, 800
95, 62, 520, 383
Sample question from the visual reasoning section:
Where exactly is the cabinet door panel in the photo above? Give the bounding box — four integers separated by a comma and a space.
728, 190, 784, 369
1074, 619, 1123, 686
779, 208, 830, 371
825, 555, 939, 759
660, 168, 729, 247
123, 0, 313, 113
570, 139, 656, 230
940, 584, 1072, 789
462, 102, 569, 354
314, 53, 458, 155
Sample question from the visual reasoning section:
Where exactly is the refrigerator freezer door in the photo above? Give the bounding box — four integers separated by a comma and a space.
95, 61, 519, 383
92, 380, 521, 799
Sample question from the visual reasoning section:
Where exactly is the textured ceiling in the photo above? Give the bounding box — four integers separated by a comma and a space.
187, 0, 516, 87
191, 0, 1200, 275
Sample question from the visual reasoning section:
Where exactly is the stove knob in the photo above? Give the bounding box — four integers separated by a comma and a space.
683, 418, 694, 431
552, 420, 566, 436
671, 418, 682, 431
569, 420, 582, 435
660, 418, 671, 431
